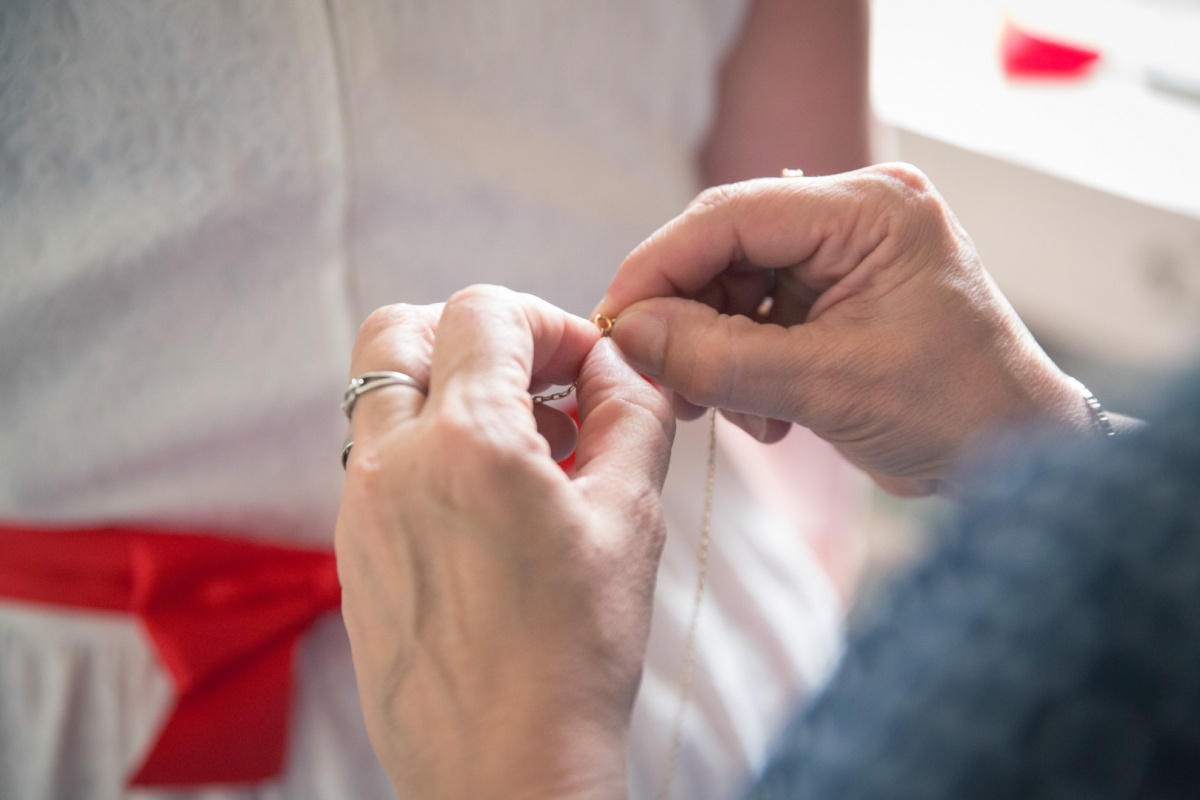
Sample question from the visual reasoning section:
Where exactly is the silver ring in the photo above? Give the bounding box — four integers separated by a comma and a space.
341, 436, 354, 470
341, 371, 427, 420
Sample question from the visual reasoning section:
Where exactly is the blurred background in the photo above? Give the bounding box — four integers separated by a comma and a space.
856, 0, 1200, 610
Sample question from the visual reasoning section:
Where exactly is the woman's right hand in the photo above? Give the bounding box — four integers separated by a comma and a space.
597, 164, 1095, 496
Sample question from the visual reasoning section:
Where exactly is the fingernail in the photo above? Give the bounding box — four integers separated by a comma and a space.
612, 311, 667, 377
749, 415, 770, 442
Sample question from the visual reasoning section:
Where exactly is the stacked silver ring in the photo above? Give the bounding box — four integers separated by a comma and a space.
341, 371, 428, 469
342, 371, 428, 420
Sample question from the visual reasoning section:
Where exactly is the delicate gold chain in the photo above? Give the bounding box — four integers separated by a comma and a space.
655, 407, 716, 800
586, 313, 714, 798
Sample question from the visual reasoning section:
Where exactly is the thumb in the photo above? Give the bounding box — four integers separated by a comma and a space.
573, 338, 675, 517
609, 297, 823, 424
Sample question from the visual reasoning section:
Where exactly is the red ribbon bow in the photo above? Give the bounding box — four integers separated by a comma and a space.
0, 524, 341, 787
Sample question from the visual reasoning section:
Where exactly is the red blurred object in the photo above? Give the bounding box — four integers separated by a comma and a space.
1001, 20, 1101, 78
556, 405, 581, 473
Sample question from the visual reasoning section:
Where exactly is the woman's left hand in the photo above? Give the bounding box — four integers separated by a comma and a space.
335, 285, 675, 800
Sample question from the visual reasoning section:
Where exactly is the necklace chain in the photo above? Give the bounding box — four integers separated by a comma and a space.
655, 408, 716, 800
547, 314, 713, 799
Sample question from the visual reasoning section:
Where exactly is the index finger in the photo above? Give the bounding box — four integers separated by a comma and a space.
594, 170, 882, 317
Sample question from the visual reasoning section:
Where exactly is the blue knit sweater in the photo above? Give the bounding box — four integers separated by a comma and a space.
749, 368, 1200, 799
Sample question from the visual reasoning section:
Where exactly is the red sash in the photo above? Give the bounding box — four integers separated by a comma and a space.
0, 523, 340, 787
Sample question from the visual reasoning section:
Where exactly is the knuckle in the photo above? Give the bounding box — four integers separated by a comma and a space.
870, 162, 934, 195
356, 303, 417, 347
443, 284, 529, 335
446, 283, 509, 307
862, 163, 958, 244
351, 302, 436, 380
689, 182, 740, 214
343, 437, 407, 508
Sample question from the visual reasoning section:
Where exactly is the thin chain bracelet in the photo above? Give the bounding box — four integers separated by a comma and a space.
531, 384, 576, 404
529, 314, 617, 404
1075, 379, 1116, 437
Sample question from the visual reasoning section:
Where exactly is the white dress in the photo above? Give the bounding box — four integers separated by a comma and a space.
0, 2, 847, 798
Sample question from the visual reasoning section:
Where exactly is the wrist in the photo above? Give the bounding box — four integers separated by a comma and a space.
381, 725, 630, 800
375, 664, 634, 800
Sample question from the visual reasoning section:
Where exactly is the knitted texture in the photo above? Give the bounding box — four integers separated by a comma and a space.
749, 367, 1200, 800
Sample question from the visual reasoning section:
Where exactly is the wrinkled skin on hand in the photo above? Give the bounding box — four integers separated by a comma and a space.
598, 163, 1094, 496
336, 286, 675, 800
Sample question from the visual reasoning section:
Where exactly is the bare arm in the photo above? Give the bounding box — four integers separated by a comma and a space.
700, 0, 873, 184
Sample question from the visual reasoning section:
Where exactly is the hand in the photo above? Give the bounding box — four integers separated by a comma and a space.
335, 285, 675, 800
597, 164, 1093, 496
